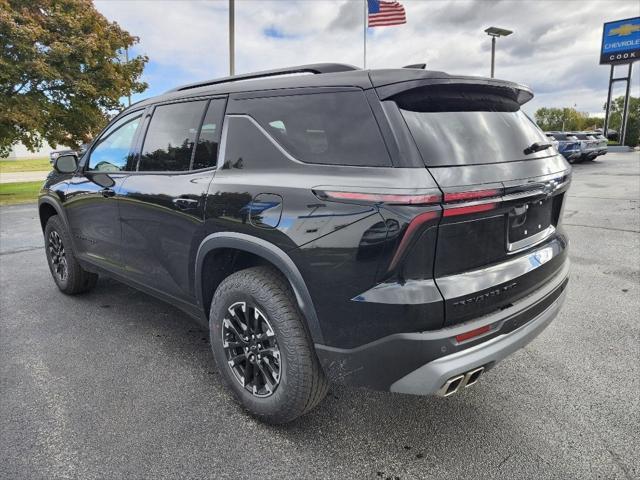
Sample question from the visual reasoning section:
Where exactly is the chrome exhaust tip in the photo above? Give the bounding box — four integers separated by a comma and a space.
438, 374, 466, 397
438, 366, 486, 397
462, 367, 484, 388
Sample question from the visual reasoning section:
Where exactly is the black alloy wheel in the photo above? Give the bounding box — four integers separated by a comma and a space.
44, 215, 98, 294
48, 230, 68, 282
222, 301, 282, 397
209, 266, 328, 423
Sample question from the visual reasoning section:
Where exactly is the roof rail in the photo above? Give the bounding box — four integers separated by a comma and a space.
167, 63, 360, 93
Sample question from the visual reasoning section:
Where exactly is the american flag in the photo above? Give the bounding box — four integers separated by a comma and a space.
367, 0, 407, 28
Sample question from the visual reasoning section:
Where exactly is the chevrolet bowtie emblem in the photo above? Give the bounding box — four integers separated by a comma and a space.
610, 23, 640, 37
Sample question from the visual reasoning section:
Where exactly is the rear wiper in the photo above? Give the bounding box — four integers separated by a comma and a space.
524, 142, 553, 155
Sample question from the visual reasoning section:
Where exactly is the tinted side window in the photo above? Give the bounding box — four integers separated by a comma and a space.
238, 91, 391, 167
192, 98, 225, 170
138, 101, 207, 171
88, 112, 142, 172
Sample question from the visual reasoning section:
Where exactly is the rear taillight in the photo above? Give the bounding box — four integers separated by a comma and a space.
443, 202, 497, 217
388, 210, 439, 270
443, 189, 500, 202
442, 187, 502, 218
315, 190, 441, 205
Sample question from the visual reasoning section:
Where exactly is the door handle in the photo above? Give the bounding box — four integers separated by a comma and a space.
101, 188, 116, 198
173, 198, 199, 210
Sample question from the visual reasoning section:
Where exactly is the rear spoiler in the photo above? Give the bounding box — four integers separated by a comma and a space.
371, 70, 534, 106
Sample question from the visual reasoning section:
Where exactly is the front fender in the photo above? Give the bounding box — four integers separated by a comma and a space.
38, 192, 70, 229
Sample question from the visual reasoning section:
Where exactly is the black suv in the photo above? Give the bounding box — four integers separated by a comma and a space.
39, 64, 570, 423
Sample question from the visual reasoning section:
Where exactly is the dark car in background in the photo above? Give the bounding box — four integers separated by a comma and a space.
39, 64, 571, 423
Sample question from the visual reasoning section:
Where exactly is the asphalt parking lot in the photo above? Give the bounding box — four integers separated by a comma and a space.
1, 152, 638, 480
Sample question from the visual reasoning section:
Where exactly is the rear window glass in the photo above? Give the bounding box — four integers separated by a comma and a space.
395, 87, 551, 166
572, 133, 594, 140
239, 91, 391, 167
192, 98, 225, 170
139, 101, 207, 171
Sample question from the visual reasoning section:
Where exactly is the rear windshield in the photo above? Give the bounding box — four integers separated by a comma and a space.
572, 133, 595, 140
395, 86, 551, 166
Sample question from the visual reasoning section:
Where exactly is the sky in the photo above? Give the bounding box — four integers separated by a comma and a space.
93, 0, 640, 117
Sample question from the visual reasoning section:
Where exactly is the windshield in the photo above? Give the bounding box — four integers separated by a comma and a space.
401, 108, 551, 166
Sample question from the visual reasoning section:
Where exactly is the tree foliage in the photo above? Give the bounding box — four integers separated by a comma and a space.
534, 96, 639, 146
0, 0, 147, 156
533, 107, 603, 132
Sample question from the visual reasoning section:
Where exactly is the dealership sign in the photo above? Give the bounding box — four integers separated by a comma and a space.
600, 17, 640, 64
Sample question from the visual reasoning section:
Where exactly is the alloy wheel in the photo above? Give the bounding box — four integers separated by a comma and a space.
48, 230, 68, 282
222, 301, 282, 397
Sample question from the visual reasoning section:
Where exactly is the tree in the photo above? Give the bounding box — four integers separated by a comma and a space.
606, 96, 639, 147
0, 0, 148, 156
533, 107, 592, 132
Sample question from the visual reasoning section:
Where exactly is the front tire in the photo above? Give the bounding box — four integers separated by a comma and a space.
209, 266, 328, 424
44, 215, 98, 294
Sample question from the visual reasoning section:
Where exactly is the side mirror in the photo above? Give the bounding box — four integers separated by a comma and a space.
54, 154, 77, 174
86, 172, 115, 189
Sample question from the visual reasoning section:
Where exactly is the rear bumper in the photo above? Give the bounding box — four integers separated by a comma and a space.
562, 150, 581, 161
390, 279, 566, 395
316, 260, 569, 395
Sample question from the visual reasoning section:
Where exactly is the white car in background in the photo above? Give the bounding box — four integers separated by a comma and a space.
49, 145, 88, 165
568, 132, 600, 162
591, 133, 608, 157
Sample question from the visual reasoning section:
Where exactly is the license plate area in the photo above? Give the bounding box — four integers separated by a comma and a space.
507, 197, 554, 252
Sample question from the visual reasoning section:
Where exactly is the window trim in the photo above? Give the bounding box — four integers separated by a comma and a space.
132, 95, 227, 174
84, 109, 145, 173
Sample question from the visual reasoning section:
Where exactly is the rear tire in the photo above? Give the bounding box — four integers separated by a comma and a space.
44, 215, 98, 294
209, 266, 328, 424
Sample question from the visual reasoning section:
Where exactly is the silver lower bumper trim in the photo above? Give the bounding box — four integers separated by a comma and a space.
390, 284, 567, 396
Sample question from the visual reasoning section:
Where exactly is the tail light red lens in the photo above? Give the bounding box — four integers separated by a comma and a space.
388, 210, 440, 270
317, 191, 441, 205
444, 189, 501, 202
443, 202, 497, 217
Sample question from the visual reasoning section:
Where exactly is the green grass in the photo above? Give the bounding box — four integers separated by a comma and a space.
0, 181, 42, 205
0, 157, 51, 173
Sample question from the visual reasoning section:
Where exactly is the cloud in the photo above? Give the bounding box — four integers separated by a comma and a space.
328, 1, 362, 31
94, 0, 640, 115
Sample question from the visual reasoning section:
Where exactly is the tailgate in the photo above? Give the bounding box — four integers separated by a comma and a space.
429, 162, 570, 326
383, 80, 571, 327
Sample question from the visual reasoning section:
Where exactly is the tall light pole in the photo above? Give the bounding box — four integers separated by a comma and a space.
484, 27, 513, 78
229, 0, 235, 76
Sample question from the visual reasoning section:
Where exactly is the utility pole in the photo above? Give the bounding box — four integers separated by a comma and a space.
229, 0, 235, 76
363, 0, 367, 69
490, 36, 496, 78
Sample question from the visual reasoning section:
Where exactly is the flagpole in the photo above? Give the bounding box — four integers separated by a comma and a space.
229, 0, 235, 75
363, 0, 367, 69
